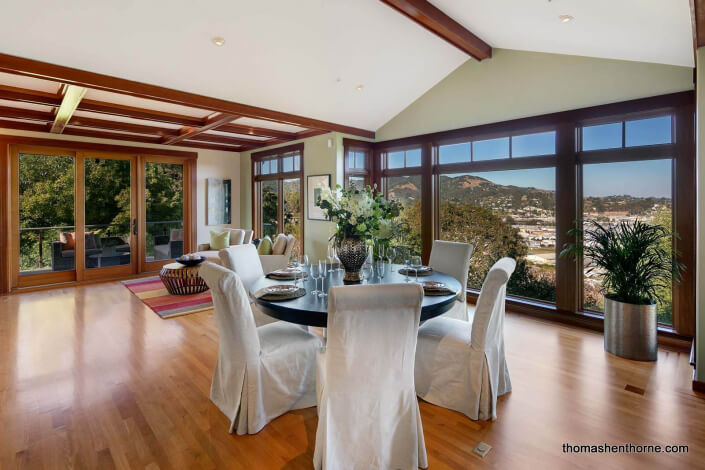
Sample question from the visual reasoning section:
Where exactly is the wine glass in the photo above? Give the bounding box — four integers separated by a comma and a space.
298, 255, 309, 287
410, 255, 423, 284
361, 261, 373, 284
403, 249, 410, 282
310, 263, 320, 296
376, 259, 387, 280
291, 257, 300, 287
387, 246, 396, 272
318, 260, 328, 298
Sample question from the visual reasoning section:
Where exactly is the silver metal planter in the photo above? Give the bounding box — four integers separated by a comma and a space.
336, 237, 367, 283
604, 297, 657, 361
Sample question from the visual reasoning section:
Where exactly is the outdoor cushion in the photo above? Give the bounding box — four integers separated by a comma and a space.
60, 232, 75, 251
272, 233, 287, 255
257, 236, 273, 255
170, 228, 184, 241
210, 230, 231, 250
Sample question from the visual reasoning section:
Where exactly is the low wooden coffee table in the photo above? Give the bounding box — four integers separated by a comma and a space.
159, 262, 209, 295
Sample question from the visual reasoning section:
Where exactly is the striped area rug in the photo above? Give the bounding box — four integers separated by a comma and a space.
122, 276, 213, 319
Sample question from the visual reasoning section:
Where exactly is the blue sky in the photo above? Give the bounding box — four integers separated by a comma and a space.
440, 115, 672, 199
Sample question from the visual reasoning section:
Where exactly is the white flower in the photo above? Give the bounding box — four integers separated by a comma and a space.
350, 216, 357, 225
373, 218, 393, 239
332, 216, 339, 223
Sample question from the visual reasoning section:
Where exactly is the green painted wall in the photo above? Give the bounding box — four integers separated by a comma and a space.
377, 49, 693, 141
240, 132, 369, 261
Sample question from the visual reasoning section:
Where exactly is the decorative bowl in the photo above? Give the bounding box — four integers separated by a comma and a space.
175, 255, 206, 267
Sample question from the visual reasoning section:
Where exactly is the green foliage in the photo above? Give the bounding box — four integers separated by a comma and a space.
18, 156, 184, 271
561, 219, 684, 305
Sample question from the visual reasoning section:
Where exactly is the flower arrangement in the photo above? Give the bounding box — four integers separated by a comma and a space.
316, 184, 402, 243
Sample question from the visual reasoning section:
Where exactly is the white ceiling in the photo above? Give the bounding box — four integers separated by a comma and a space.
0, 0, 694, 133
432, 0, 693, 67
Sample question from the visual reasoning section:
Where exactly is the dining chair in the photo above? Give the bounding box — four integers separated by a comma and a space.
414, 257, 516, 421
314, 283, 428, 470
200, 262, 322, 434
428, 240, 474, 321
219, 244, 277, 327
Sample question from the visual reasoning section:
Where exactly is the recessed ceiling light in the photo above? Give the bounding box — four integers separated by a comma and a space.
355, 84, 364, 91
559, 14, 574, 23
212, 37, 226, 47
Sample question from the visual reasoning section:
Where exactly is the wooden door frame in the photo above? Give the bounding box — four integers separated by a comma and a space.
1, 136, 197, 292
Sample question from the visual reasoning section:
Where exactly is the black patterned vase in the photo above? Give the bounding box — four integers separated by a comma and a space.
336, 237, 368, 283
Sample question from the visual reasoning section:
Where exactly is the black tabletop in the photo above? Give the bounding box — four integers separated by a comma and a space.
250, 264, 461, 327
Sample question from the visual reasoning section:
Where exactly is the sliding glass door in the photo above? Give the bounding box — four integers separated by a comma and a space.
140, 158, 186, 272
82, 152, 137, 280
11, 145, 192, 287
15, 148, 77, 286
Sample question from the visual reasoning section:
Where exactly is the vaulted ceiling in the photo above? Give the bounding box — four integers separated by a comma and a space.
0, 0, 694, 150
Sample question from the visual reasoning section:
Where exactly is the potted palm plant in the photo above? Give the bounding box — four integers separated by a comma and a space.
561, 220, 684, 361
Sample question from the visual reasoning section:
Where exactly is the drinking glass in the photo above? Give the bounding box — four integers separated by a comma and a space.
291, 257, 300, 287
310, 263, 320, 295
410, 255, 423, 284
318, 260, 328, 298
298, 255, 309, 287
376, 259, 387, 280
403, 250, 410, 282
387, 247, 396, 272
362, 261, 373, 284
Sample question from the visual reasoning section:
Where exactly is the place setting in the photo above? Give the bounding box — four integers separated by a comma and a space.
254, 284, 307, 301
421, 280, 457, 297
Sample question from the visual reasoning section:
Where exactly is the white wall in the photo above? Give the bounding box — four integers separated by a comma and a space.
195, 150, 240, 246
377, 49, 694, 141
0, 128, 240, 249
696, 48, 705, 382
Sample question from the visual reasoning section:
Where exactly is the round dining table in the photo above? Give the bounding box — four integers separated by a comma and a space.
250, 264, 462, 327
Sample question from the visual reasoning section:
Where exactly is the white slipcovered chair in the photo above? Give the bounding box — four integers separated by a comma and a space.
428, 240, 473, 321
218, 244, 277, 327
414, 257, 516, 421
200, 262, 321, 434
314, 283, 428, 470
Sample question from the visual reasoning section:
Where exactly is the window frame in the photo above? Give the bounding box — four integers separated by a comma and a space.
373, 91, 695, 338
343, 138, 373, 189
251, 143, 304, 250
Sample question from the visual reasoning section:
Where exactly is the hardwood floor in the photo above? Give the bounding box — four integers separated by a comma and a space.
1, 281, 703, 469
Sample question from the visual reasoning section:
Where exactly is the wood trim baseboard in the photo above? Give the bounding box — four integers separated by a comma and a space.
693, 370, 705, 393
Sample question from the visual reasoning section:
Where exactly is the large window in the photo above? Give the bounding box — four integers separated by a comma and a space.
580, 114, 675, 325
439, 168, 556, 303
343, 139, 372, 189
252, 144, 304, 245
373, 92, 694, 336
385, 174, 422, 257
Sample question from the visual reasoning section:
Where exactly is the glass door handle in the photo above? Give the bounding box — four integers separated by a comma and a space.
133, 219, 138, 235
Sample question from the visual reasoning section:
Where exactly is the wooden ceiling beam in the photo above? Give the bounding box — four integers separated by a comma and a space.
161, 113, 239, 145
50, 84, 87, 133
0, 83, 206, 126
380, 0, 491, 60
0, 115, 242, 152
177, 141, 247, 152
0, 104, 53, 122
217, 122, 298, 140
186, 132, 266, 147
0, 53, 376, 138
